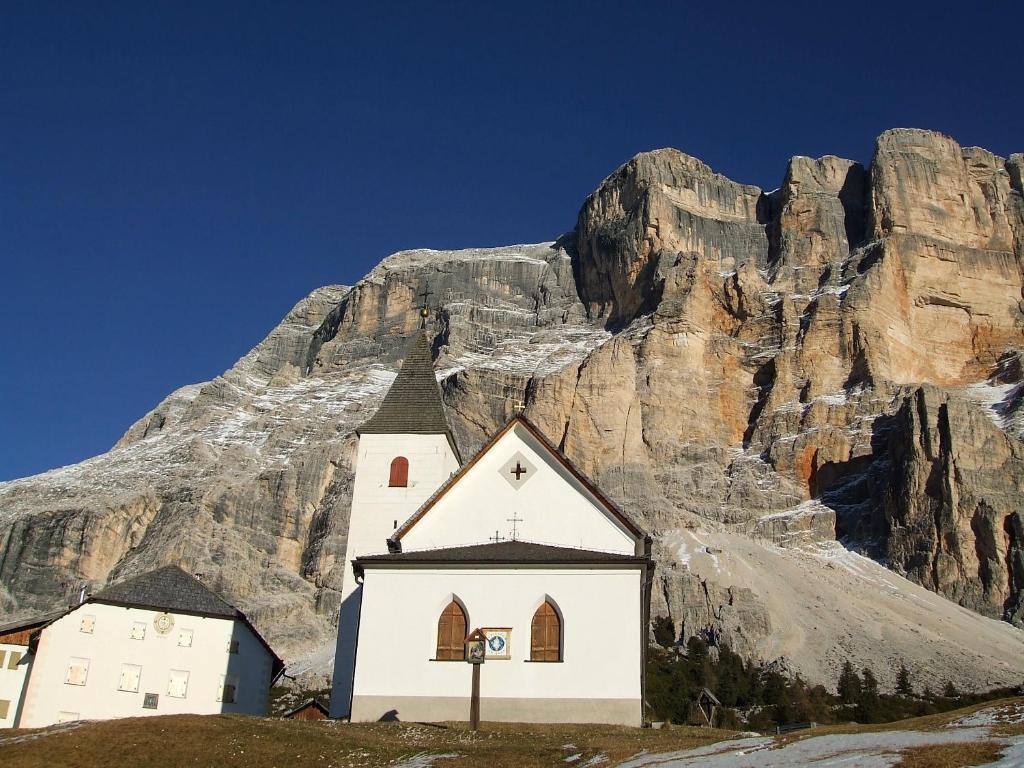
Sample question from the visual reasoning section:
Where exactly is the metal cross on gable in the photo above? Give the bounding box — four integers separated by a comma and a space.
506, 511, 523, 541
489, 530, 504, 544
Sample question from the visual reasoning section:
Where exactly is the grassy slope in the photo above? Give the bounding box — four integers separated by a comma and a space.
0, 716, 731, 768
2, 699, 1019, 768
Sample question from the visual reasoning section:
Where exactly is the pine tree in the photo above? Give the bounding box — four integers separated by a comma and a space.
837, 661, 862, 705
896, 663, 913, 697
653, 616, 677, 648
943, 680, 959, 699
856, 667, 880, 722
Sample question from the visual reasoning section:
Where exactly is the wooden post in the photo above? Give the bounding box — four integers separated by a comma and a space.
470, 662, 481, 730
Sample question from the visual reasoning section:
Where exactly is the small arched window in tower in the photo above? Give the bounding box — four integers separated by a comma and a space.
435, 599, 467, 660
389, 456, 409, 487
531, 600, 562, 661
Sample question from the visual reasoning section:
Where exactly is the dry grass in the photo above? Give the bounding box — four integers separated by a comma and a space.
3, 698, 1020, 767
894, 740, 1005, 768
0, 715, 732, 768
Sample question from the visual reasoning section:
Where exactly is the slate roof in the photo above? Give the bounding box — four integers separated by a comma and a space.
0, 610, 65, 636
358, 332, 457, 451
355, 540, 648, 567
90, 565, 238, 618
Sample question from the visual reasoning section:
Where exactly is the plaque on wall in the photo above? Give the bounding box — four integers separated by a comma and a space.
482, 627, 511, 659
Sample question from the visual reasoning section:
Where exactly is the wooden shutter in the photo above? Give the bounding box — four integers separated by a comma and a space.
435, 600, 466, 660
167, 669, 189, 698
389, 457, 409, 487
119, 664, 141, 692
531, 601, 561, 661
65, 658, 89, 686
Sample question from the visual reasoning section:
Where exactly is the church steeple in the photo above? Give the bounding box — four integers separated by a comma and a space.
359, 332, 460, 459
330, 328, 463, 719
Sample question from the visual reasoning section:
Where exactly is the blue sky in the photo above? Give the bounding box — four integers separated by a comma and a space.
1, 1, 1020, 481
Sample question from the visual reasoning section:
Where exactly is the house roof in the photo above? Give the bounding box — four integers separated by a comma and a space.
90, 565, 238, 618
356, 540, 648, 570
357, 331, 461, 459
0, 610, 65, 638
23, 565, 284, 679
389, 414, 648, 548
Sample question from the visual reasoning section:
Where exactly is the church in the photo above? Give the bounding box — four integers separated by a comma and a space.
330, 331, 653, 726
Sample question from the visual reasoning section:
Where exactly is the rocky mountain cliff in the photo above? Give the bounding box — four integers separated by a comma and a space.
2, 128, 1022, 690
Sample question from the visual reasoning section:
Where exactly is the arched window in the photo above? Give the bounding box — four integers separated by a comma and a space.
389, 456, 409, 487
435, 600, 467, 660
531, 600, 562, 661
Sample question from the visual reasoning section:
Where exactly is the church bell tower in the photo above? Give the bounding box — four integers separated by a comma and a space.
329, 329, 461, 718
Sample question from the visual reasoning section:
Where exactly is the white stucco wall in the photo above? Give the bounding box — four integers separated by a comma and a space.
398, 424, 637, 555
0, 642, 31, 728
18, 602, 275, 728
331, 432, 460, 717
350, 566, 643, 724
341, 433, 460, 599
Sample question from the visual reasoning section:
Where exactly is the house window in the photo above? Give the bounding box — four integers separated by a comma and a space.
57, 711, 79, 723
227, 640, 239, 654
80, 615, 95, 634
217, 675, 238, 704
65, 657, 90, 686
389, 456, 409, 487
0, 699, 9, 719
7, 652, 21, 670
435, 599, 467, 660
142, 693, 159, 709
130, 622, 146, 640
167, 669, 189, 699
0, 651, 5, 668
119, 664, 142, 693
178, 629, 194, 648
530, 600, 562, 662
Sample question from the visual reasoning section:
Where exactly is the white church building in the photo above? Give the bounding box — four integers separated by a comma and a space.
330, 331, 653, 726
3, 565, 283, 728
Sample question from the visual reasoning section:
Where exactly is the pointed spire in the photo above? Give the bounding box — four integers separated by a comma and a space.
358, 332, 457, 447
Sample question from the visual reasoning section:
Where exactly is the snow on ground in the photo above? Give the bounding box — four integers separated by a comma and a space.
372, 242, 557, 276
620, 729, 994, 767
666, 528, 1024, 692
964, 379, 1022, 435
949, 702, 1024, 728
444, 326, 611, 379
757, 499, 832, 524
620, 702, 1024, 767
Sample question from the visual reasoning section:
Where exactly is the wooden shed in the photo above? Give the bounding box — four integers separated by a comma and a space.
283, 698, 330, 721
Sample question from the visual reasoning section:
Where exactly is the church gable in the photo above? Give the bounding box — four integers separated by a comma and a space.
392, 416, 645, 555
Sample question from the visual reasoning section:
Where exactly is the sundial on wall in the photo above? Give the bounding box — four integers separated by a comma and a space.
153, 612, 174, 635
499, 451, 536, 490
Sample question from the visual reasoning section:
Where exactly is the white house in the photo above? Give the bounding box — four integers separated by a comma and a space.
9, 565, 283, 728
330, 330, 653, 726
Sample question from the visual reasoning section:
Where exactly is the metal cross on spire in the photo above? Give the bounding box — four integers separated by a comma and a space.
417, 282, 433, 328
506, 511, 523, 541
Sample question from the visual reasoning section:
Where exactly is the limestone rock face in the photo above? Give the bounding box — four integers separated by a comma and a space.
862, 387, 1024, 624
2, 129, 1023, 691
